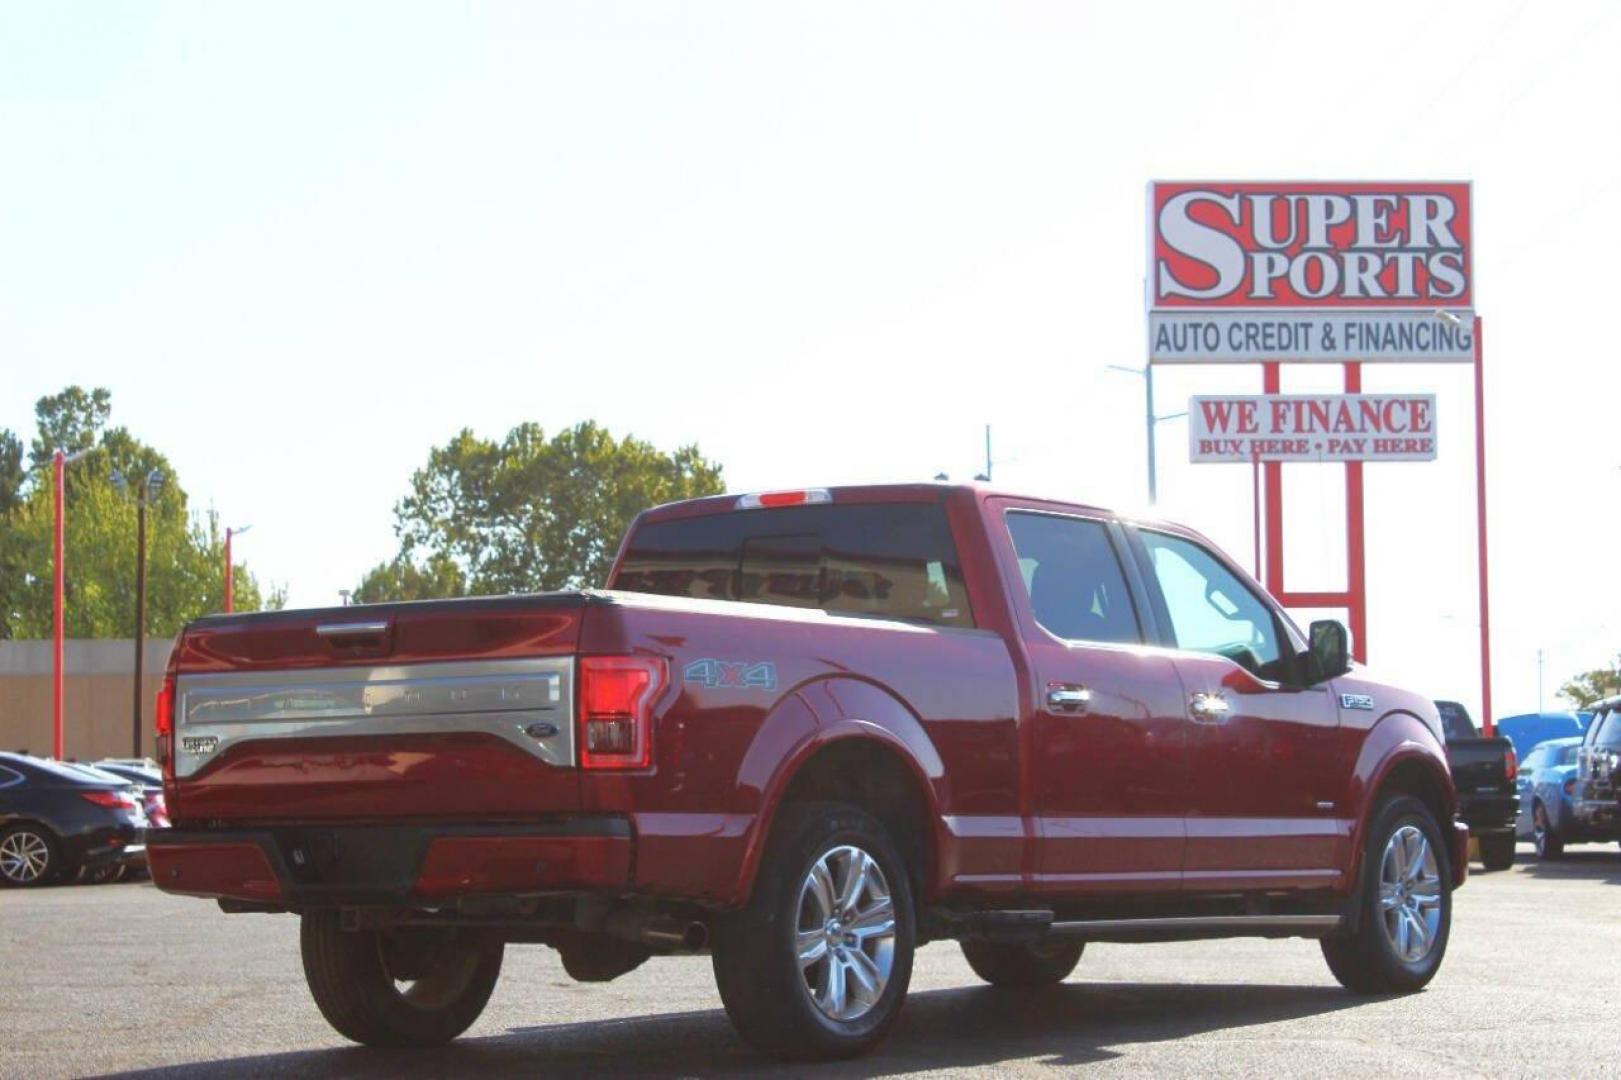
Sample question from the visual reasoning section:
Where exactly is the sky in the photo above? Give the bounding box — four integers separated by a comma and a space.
3, 1, 1618, 722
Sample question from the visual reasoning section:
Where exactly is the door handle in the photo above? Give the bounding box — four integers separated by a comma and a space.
1189, 692, 1231, 723
1047, 685, 1092, 713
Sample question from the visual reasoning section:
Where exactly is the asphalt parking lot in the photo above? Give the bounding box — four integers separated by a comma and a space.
2, 844, 1618, 1079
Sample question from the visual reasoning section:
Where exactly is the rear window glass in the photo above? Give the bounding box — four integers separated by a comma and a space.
612, 502, 973, 627
1436, 702, 1476, 740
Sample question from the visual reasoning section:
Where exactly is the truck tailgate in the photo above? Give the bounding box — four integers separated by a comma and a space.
167, 595, 597, 824
1448, 736, 1515, 798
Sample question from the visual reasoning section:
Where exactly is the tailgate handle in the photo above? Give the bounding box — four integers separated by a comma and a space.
315, 620, 391, 639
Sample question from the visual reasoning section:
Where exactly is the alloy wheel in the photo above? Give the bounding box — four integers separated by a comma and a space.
795, 844, 896, 1022
0, 830, 51, 884
1378, 824, 1442, 963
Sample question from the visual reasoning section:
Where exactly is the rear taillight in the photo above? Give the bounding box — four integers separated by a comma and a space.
1504, 749, 1518, 782
155, 679, 174, 736
155, 677, 175, 781
577, 656, 667, 770
80, 790, 137, 811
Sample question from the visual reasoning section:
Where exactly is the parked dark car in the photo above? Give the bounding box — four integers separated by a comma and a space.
90, 760, 170, 829
1496, 711, 1589, 760
1435, 700, 1518, 870
0, 753, 147, 887
1515, 736, 1584, 858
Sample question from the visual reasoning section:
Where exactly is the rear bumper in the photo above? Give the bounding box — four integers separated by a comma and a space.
1457, 793, 1519, 832
148, 818, 632, 907
66, 825, 146, 871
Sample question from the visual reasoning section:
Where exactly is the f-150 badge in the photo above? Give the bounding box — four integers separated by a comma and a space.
1339, 693, 1375, 711
683, 658, 778, 691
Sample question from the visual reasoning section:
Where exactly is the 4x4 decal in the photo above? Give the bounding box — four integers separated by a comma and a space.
683, 658, 778, 691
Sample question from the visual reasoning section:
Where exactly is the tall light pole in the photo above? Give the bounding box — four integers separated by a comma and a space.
113, 468, 165, 758
224, 524, 252, 613
1106, 364, 1186, 505
52, 447, 96, 760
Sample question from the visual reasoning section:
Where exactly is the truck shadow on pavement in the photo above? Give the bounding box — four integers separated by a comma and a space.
1516, 847, 1621, 885
102, 980, 1367, 1078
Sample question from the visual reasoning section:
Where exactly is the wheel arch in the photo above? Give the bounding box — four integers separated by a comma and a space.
1347, 712, 1461, 890
732, 677, 946, 908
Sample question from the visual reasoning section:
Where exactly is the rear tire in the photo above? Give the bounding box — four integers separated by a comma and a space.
0, 824, 63, 887
1478, 831, 1516, 871
1321, 794, 1451, 994
961, 939, 1083, 987
299, 912, 503, 1046
1532, 802, 1564, 860
711, 802, 915, 1061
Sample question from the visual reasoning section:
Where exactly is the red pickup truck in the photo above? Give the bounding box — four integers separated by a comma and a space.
149, 484, 1466, 1060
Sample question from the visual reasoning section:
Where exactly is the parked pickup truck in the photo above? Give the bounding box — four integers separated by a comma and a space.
149, 484, 1467, 1061
1434, 700, 1519, 870
1563, 694, 1621, 851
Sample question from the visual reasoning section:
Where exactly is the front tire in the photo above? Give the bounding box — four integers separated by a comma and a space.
711, 802, 915, 1061
0, 824, 62, 887
300, 912, 503, 1046
961, 939, 1084, 987
1478, 830, 1516, 871
1322, 795, 1451, 994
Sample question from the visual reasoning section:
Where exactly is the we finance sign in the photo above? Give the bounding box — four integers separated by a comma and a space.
1190, 394, 1438, 463
1148, 181, 1474, 363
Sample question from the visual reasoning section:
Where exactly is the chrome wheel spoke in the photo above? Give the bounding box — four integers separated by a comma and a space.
796, 929, 828, 969
1377, 882, 1402, 910
836, 850, 870, 916
819, 950, 847, 1016
808, 861, 836, 919
1404, 835, 1430, 884
845, 947, 881, 1001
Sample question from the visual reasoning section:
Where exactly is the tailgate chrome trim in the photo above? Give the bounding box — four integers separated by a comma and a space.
174, 658, 574, 777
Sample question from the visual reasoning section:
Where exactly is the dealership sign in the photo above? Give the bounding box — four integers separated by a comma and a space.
1148, 181, 1474, 362
1189, 393, 1437, 463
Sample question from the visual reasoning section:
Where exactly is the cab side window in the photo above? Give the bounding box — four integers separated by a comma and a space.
1006, 512, 1141, 646
1140, 530, 1286, 680
1585, 711, 1609, 747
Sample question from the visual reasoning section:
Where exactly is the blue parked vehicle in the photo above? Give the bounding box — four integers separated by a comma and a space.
1516, 737, 1583, 858
1496, 711, 1589, 761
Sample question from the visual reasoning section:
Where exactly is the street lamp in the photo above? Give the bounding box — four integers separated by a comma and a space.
224, 524, 252, 613
1106, 364, 1188, 504
51, 447, 97, 760
112, 467, 165, 758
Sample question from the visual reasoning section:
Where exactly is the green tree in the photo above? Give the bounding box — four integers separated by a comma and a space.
354, 552, 467, 605
0, 430, 23, 514
0, 386, 283, 639
1559, 657, 1621, 709
28, 386, 112, 469
359, 421, 724, 601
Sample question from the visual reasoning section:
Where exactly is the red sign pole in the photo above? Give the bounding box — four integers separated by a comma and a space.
1344, 363, 1368, 665
52, 450, 66, 760
1251, 447, 1262, 580
1474, 318, 1494, 736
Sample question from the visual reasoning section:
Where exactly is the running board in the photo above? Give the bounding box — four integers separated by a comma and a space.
1046, 914, 1342, 943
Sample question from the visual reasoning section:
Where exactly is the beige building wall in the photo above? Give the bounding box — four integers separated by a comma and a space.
0, 639, 174, 762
